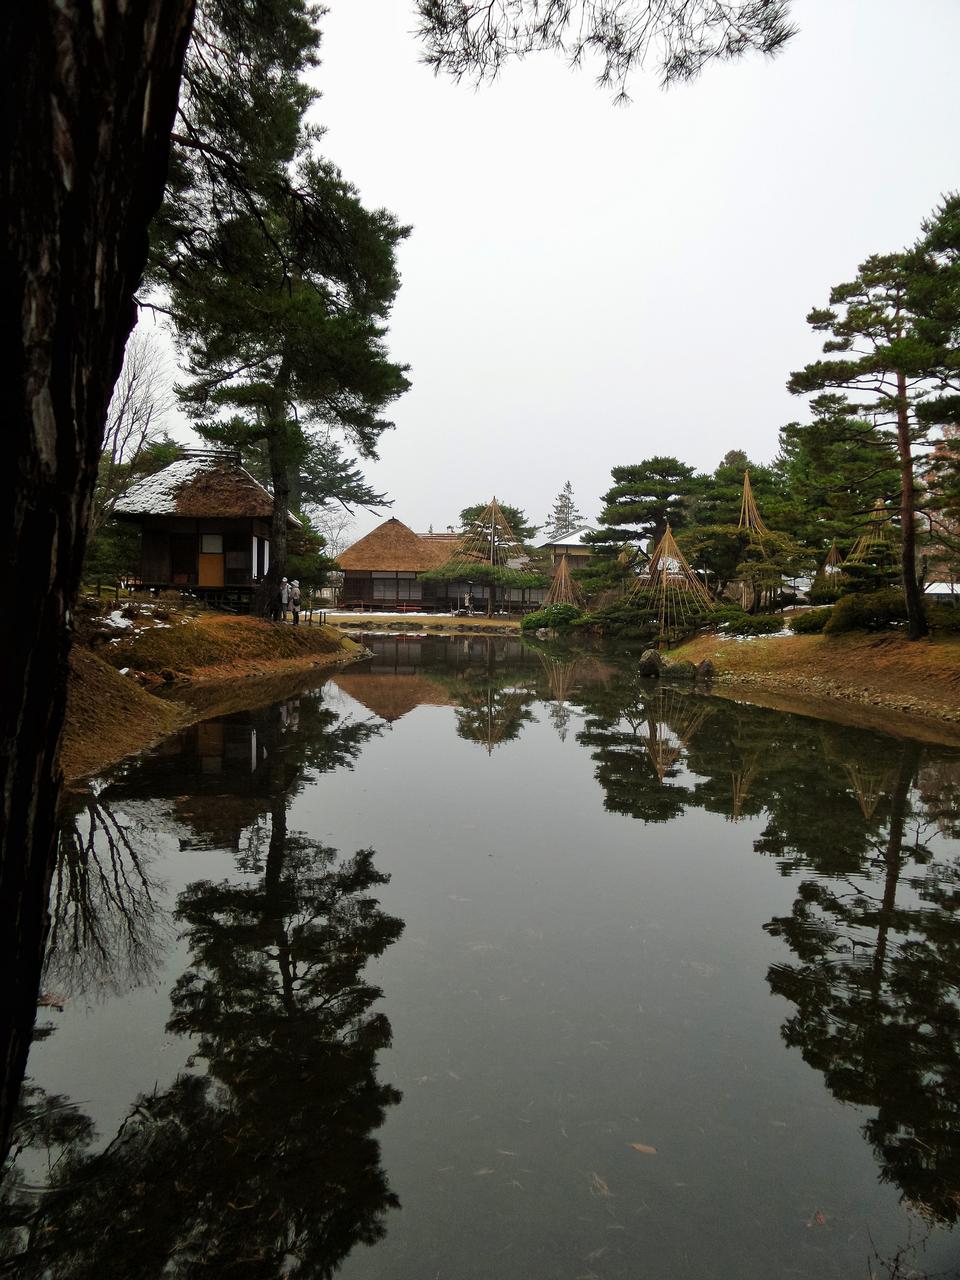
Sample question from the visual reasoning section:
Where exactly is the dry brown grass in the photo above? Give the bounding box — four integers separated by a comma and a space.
103, 614, 357, 678
62, 615, 364, 781
674, 630, 960, 731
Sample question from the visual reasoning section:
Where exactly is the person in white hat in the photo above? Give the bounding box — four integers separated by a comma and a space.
290, 579, 301, 626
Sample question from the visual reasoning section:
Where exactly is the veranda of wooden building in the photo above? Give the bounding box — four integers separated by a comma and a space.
113, 449, 299, 607
336, 516, 548, 612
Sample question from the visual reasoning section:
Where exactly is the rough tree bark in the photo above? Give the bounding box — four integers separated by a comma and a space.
895, 372, 928, 640
0, 0, 194, 1163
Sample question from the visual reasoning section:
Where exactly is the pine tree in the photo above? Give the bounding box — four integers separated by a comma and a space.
151, 0, 409, 599
544, 481, 584, 539
787, 236, 958, 640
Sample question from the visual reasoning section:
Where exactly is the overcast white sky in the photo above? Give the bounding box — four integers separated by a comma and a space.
162, 0, 960, 539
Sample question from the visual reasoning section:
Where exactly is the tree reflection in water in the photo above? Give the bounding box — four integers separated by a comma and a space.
46, 795, 169, 1000
569, 664, 960, 1230
764, 740, 960, 1226
1, 692, 403, 1279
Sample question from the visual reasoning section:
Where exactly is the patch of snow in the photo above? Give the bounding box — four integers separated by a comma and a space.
105, 610, 134, 628
119, 667, 130, 676
114, 457, 210, 516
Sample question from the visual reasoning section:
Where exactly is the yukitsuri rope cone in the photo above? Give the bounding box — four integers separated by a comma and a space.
824, 538, 843, 572
738, 469, 769, 538
543, 554, 585, 608
432, 497, 532, 615
845, 499, 893, 565
442, 497, 528, 570
628, 524, 711, 644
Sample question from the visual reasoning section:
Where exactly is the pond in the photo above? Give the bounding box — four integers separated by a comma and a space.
4, 633, 960, 1279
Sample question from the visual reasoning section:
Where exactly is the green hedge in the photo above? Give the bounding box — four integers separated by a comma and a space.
823, 589, 907, 634
520, 603, 585, 632
707, 606, 784, 636
789, 607, 834, 634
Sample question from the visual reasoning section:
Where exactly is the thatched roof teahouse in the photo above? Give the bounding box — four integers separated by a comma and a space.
336, 515, 547, 612
113, 449, 299, 599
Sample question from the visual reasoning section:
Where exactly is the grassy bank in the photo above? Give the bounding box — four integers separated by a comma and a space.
61, 606, 363, 782
325, 612, 520, 634
672, 630, 960, 742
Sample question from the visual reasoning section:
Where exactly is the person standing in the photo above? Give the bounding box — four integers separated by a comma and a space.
279, 576, 290, 622
291, 580, 301, 626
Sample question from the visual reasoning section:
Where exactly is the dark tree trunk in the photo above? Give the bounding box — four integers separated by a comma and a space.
0, 0, 194, 1163
895, 372, 928, 640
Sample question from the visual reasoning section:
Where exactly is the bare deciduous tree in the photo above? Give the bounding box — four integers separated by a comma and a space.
92, 329, 173, 537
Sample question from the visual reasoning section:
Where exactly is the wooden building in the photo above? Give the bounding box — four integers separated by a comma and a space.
113, 450, 298, 601
337, 517, 548, 612
336, 518, 458, 610
537, 527, 595, 569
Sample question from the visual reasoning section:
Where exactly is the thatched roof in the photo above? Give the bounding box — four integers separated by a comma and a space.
337, 518, 455, 572
114, 453, 299, 526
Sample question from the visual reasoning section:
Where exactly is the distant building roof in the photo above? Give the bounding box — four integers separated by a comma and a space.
925, 580, 960, 595
114, 452, 299, 526
337, 517, 456, 572
538, 526, 596, 550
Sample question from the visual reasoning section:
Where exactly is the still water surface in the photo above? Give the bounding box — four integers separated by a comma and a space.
4, 634, 960, 1278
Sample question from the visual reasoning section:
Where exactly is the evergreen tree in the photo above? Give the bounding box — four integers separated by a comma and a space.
544, 481, 584, 539
458, 500, 538, 543
582, 457, 698, 595
151, 0, 409, 600
678, 453, 797, 600
418, 0, 796, 99
787, 244, 953, 639
776, 394, 901, 557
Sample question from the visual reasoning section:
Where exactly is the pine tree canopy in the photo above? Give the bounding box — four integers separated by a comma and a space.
786, 233, 960, 638
146, 0, 409, 586
417, 0, 796, 99
458, 501, 538, 543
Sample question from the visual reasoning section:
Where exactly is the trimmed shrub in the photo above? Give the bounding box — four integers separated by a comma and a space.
926, 602, 960, 633
520, 603, 585, 632
789, 607, 834, 634
706, 606, 784, 636
823, 588, 907, 635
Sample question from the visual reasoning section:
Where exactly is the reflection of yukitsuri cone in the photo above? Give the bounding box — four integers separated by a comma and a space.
538, 651, 580, 703
477, 688, 530, 755
843, 760, 894, 820
652, 686, 710, 747
543, 554, 585, 608
627, 524, 711, 642
642, 720, 683, 783
729, 757, 762, 822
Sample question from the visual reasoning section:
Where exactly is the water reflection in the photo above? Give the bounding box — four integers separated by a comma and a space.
47, 795, 168, 1000
3, 635, 960, 1278
1, 690, 402, 1278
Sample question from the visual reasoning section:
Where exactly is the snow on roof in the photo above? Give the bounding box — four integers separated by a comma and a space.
114, 457, 210, 516
538, 526, 595, 549
925, 580, 960, 595
114, 455, 299, 525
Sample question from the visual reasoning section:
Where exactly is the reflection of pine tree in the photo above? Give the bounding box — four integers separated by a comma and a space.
575, 676, 698, 823
2, 821, 403, 1277
764, 742, 960, 1223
